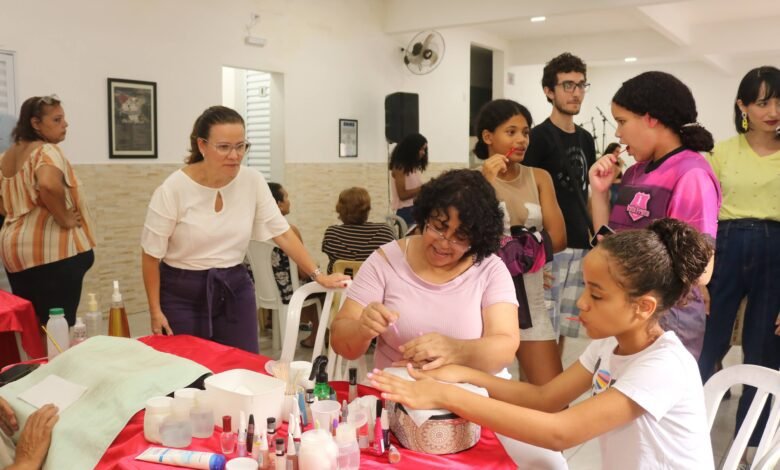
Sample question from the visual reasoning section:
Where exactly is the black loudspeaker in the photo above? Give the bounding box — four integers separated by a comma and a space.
385, 92, 419, 144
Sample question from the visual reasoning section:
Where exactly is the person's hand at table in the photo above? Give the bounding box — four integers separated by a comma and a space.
368, 364, 451, 410
358, 302, 398, 339
150, 309, 174, 336
6, 403, 59, 470
395, 333, 463, 370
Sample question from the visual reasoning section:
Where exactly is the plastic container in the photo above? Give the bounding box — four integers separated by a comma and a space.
346, 410, 368, 450
159, 397, 193, 448
226, 457, 258, 470
85, 293, 102, 337
143, 396, 173, 444
204, 369, 286, 427
45, 308, 70, 359
190, 391, 215, 438
70, 317, 87, 346
298, 428, 338, 470
335, 423, 360, 470
310, 400, 341, 433
108, 280, 130, 337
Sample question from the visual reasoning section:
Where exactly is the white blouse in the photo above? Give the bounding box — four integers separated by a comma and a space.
141, 166, 289, 270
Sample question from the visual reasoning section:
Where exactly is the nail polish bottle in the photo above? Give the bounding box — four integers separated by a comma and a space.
220, 415, 236, 455
348, 367, 358, 402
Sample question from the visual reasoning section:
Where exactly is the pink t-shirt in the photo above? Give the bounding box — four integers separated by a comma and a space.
346, 240, 518, 369
390, 170, 423, 211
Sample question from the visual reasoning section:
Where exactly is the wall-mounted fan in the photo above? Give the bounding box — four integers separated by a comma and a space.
402, 30, 445, 75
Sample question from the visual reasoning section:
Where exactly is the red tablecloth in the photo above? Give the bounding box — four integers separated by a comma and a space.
98, 335, 515, 469
0, 290, 45, 367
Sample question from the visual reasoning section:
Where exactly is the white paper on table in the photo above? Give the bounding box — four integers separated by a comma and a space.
383, 367, 488, 426
17, 374, 87, 411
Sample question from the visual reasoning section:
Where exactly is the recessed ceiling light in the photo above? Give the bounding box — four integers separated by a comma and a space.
530, 16, 546, 23
624, 57, 638, 63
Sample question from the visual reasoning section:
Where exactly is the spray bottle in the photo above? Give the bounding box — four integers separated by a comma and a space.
308, 355, 332, 401
85, 293, 103, 337
108, 280, 130, 337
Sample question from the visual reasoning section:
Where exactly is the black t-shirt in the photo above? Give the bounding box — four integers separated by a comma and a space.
524, 118, 597, 249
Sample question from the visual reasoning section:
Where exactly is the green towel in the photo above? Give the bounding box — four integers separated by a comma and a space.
0, 336, 211, 469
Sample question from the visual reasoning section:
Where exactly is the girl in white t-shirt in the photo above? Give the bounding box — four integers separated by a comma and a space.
370, 218, 716, 470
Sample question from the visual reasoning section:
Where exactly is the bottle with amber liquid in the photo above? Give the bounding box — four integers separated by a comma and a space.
108, 280, 130, 337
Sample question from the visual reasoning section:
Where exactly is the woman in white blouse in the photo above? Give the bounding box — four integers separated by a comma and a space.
141, 106, 348, 352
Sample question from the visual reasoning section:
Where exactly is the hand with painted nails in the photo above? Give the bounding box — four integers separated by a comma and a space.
480, 154, 510, 183
315, 273, 351, 289
368, 364, 448, 410
397, 333, 463, 370
358, 302, 399, 339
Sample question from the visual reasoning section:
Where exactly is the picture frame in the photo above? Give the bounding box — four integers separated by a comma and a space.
338, 118, 358, 158
107, 78, 157, 158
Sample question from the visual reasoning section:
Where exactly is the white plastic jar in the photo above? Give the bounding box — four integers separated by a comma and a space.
298, 428, 338, 470
143, 396, 173, 444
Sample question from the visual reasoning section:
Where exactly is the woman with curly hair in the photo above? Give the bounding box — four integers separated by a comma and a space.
331, 169, 520, 373
388, 133, 428, 225
474, 98, 567, 386
589, 71, 721, 359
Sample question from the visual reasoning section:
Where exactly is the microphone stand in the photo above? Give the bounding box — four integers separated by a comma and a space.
595, 106, 615, 155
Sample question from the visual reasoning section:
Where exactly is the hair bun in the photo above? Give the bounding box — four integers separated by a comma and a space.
648, 219, 711, 287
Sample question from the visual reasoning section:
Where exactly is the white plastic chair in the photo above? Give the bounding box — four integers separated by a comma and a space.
753, 434, 780, 470
386, 214, 408, 239
703, 364, 780, 470
280, 281, 368, 383
246, 240, 321, 351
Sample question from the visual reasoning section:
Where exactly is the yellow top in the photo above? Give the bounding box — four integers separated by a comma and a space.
707, 134, 780, 222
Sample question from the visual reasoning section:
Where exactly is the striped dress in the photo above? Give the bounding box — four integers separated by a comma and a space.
0, 144, 95, 273
321, 222, 396, 273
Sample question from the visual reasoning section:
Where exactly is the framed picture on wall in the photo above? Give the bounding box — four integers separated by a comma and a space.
107, 78, 157, 158
339, 119, 358, 158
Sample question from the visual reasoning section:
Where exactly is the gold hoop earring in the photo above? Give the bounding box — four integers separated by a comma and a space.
741, 112, 749, 132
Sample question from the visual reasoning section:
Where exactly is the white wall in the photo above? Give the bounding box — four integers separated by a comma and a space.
0, 0, 512, 168
0, 0, 391, 165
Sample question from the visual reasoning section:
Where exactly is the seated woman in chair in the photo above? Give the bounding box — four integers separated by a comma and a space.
267, 182, 322, 348
330, 169, 520, 374
321, 187, 396, 275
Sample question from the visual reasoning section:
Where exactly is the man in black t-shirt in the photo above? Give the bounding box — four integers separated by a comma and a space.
524, 52, 597, 340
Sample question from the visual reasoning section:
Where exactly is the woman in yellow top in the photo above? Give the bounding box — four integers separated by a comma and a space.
698, 66, 780, 456
0, 95, 95, 326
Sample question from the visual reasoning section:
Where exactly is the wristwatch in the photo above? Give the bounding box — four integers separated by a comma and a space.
309, 267, 322, 282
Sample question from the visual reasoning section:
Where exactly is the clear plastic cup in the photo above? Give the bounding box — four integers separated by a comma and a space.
310, 400, 341, 432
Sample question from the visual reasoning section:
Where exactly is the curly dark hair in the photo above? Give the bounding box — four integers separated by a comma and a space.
600, 218, 713, 315
268, 182, 284, 203
541, 52, 587, 103
186, 106, 245, 164
388, 133, 428, 174
473, 99, 534, 160
12, 95, 63, 143
613, 71, 713, 152
412, 169, 503, 263
733, 66, 780, 134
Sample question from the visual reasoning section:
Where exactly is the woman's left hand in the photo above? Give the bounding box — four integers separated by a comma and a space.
396, 333, 462, 370
368, 364, 446, 410
314, 273, 351, 289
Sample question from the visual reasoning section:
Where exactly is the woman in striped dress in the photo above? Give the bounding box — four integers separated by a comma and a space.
0, 95, 95, 326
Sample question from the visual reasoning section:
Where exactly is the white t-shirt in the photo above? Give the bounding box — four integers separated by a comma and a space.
579, 331, 714, 470
141, 166, 289, 270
